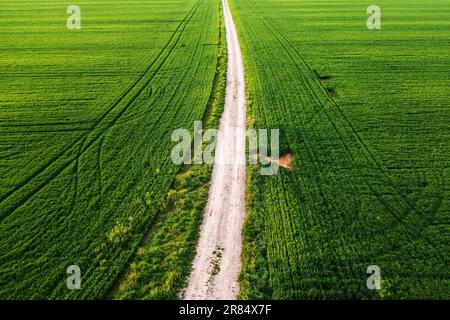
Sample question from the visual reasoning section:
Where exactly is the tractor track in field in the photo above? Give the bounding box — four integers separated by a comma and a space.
184, 0, 246, 300
0, 0, 203, 220
263, 14, 447, 253
242, 0, 447, 256
94, 0, 213, 196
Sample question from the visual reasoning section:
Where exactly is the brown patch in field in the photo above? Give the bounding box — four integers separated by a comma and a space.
276, 153, 294, 170
251, 152, 294, 171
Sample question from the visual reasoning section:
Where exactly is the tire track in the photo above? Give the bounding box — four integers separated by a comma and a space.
0, 0, 202, 220
240, 0, 447, 259
260, 13, 447, 254
91, 0, 213, 217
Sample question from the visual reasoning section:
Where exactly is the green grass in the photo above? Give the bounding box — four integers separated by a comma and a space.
0, 0, 221, 299
230, 0, 450, 299
1, 0, 448, 300
111, 9, 227, 299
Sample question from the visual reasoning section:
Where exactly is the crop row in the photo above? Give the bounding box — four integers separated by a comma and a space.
231, 0, 449, 299
0, 0, 220, 299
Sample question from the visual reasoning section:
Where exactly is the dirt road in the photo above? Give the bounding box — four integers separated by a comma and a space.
183, 0, 247, 300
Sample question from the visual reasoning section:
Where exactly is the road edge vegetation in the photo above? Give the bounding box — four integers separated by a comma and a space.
111, 2, 227, 299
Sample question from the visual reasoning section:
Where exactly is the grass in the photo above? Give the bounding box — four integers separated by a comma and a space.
0, 0, 221, 299
111, 8, 227, 298
1, 0, 448, 300
230, 0, 450, 299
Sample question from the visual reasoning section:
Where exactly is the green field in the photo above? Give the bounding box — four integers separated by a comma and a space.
0, 0, 222, 299
0, 0, 448, 300
230, 0, 449, 299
